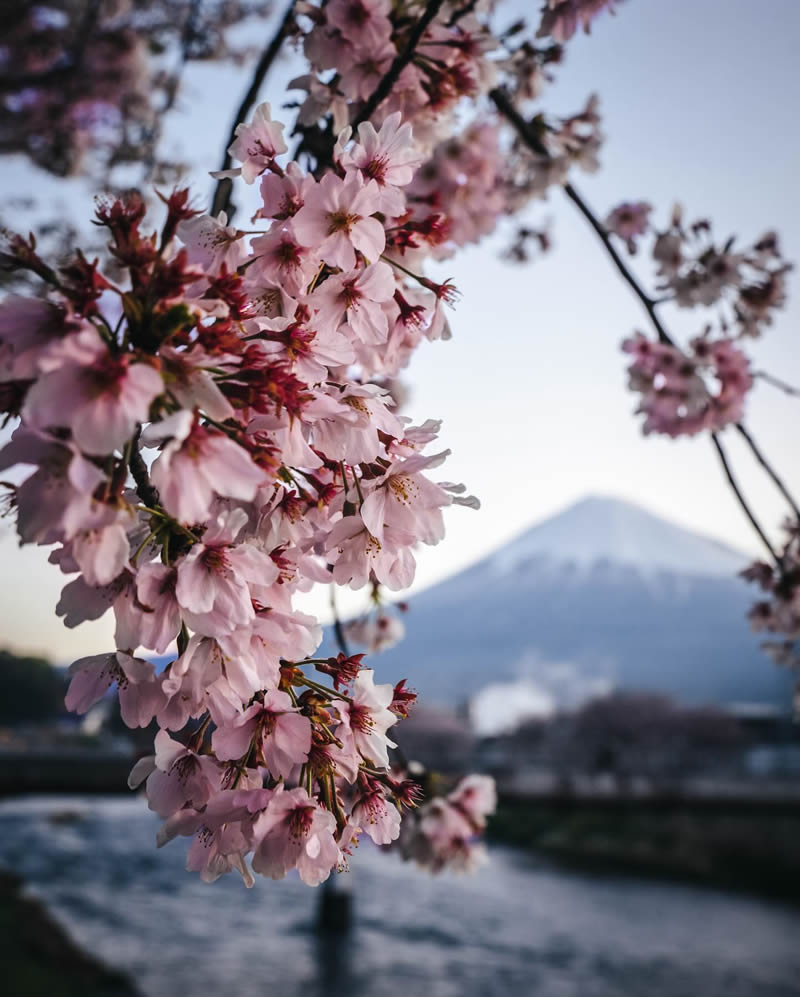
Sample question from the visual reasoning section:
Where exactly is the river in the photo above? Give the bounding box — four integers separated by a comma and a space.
0, 795, 798, 997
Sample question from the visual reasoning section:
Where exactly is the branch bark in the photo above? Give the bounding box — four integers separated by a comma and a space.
129, 428, 160, 508
350, 0, 446, 132
711, 432, 779, 563
330, 587, 351, 658
489, 85, 796, 558
210, 0, 297, 219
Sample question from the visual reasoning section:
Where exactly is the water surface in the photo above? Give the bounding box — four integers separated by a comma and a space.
0, 795, 798, 997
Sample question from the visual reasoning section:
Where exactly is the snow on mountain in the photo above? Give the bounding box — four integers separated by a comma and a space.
490, 496, 747, 580
337, 496, 788, 712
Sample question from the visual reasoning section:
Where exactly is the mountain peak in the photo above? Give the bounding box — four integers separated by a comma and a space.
490, 494, 747, 579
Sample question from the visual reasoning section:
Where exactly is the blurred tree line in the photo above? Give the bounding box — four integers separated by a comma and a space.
0, 649, 66, 725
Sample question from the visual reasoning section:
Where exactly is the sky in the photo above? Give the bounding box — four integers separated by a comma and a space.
1, 0, 798, 661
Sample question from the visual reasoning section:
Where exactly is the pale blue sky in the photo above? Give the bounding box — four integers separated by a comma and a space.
1, 0, 798, 659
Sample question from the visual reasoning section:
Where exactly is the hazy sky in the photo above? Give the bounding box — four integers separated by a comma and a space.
1, 0, 798, 660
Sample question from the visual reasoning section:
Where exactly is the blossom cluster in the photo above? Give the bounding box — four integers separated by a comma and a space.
742, 530, 800, 673
611, 205, 790, 439
293, 1, 606, 261
0, 99, 493, 887
622, 331, 752, 437
399, 773, 497, 873
0, 0, 266, 181
651, 213, 791, 337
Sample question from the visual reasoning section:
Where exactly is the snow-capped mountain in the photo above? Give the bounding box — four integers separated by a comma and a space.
344, 496, 789, 711
489, 495, 746, 580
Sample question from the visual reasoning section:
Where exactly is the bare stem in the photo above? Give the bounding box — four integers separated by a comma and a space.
734, 422, 800, 522
711, 432, 779, 565
490, 86, 795, 552
755, 370, 800, 398
330, 585, 351, 658
210, 0, 297, 219
349, 0, 446, 133
489, 87, 672, 345
129, 428, 160, 508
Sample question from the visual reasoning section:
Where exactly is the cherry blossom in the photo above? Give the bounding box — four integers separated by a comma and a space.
293, 172, 385, 270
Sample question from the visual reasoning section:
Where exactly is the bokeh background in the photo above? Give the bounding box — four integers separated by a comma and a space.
1, 2, 800, 995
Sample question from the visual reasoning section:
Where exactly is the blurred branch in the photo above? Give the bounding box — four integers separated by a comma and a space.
489, 87, 671, 345
330, 586, 351, 658
755, 370, 800, 398
490, 86, 796, 556
711, 432, 779, 564
734, 422, 800, 522
210, 0, 297, 219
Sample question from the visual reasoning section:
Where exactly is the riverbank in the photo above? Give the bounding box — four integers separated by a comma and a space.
0, 868, 140, 997
489, 794, 800, 903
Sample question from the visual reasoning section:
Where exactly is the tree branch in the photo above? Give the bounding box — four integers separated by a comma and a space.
210, 0, 297, 219
129, 429, 160, 508
711, 432, 779, 564
490, 86, 797, 554
755, 370, 800, 398
734, 422, 800, 522
489, 86, 672, 345
330, 586, 351, 658
350, 0, 446, 132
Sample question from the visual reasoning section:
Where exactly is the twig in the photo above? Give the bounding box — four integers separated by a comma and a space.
350, 0, 446, 132
330, 585, 351, 658
711, 432, 778, 564
489, 87, 672, 345
735, 422, 800, 522
755, 370, 800, 398
490, 85, 796, 551
128, 428, 160, 508
210, 0, 297, 219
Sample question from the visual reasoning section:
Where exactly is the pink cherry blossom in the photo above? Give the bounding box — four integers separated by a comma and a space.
250, 224, 320, 296
352, 786, 401, 844
326, 0, 392, 51
23, 346, 163, 455
605, 201, 651, 253
337, 112, 422, 216
293, 172, 385, 270
310, 261, 395, 345
222, 102, 287, 184
178, 212, 247, 274
66, 651, 165, 728
144, 412, 266, 524
337, 668, 397, 767
251, 786, 339, 885
213, 688, 312, 778
0, 428, 105, 544
143, 729, 222, 817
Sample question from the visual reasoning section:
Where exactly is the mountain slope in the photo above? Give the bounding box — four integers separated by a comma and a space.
346, 496, 787, 710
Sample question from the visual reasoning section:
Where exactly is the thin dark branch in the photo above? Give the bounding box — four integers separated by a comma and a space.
489, 86, 672, 345
755, 370, 800, 398
141, 0, 204, 180
711, 432, 778, 564
210, 0, 297, 219
491, 85, 799, 553
735, 422, 800, 522
562, 183, 673, 345
350, 0, 446, 132
129, 428, 160, 508
447, 0, 481, 27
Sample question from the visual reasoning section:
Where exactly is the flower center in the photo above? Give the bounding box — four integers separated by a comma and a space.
327, 210, 361, 236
